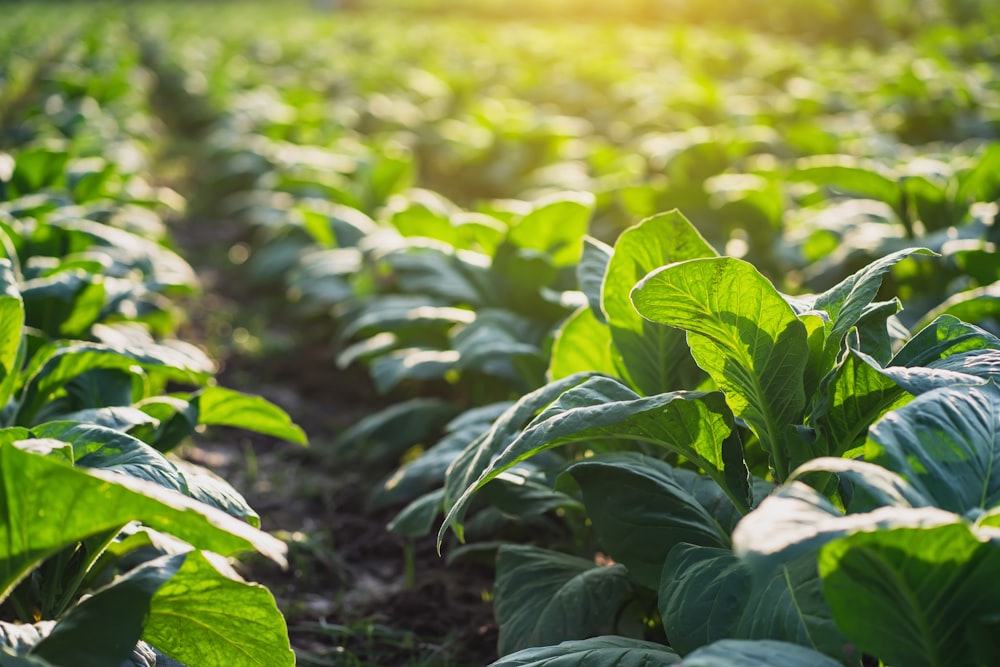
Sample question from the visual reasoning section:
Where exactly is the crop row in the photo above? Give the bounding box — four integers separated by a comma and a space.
4, 3, 1000, 666
0, 12, 306, 667
122, 4, 1000, 665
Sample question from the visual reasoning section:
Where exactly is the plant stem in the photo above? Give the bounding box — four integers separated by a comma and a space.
402, 541, 416, 591
51, 529, 120, 618
9, 591, 33, 623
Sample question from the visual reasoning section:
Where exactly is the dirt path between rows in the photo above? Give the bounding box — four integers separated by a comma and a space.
158, 159, 497, 667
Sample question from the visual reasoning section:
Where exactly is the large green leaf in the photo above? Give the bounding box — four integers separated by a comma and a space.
494, 545, 634, 656
339, 300, 473, 341
603, 211, 715, 396
32, 421, 187, 495
482, 464, 583, 519
17, 341, 215, 425
369, 347, 459, 393
681, 639, 844, 667
27, 548, 289, 667
21, 271, 104, 339
785, 457, 932, 512
389, 195, 460, 246
386, 488, 444, 538
0, 650, 53, 667
488, 636, 680, 667
812, 317, 1000, 458
31, 555, 182, 667
526, 378, 742, 501
439, 373, 599, 545
440, 375, 745, 545
49, 219, 197, 291
380, 245, 489, 306
791, 156, 900, 210
55, 406, 158, 432
660, 546, 847, 660
632, 257, 810, 478
132, 387, 306, 454
451, 309, 547, 386
548, 306, 616, 381
566, 455, 731, 589
144, 551, 294, 667
866, 383, 1000, 514
732, 480, 955, 576
820, 522, 1000, 667
810, 342, 911, 458
0, 443, 286, 602
173, 459, 260, 527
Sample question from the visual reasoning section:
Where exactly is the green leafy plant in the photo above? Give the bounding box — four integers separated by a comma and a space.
432, 209, 1000, 666
0, 101, 305, 664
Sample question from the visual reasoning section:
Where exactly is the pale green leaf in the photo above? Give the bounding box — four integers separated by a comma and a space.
548, 307, 616, 381
632, 257, 809, 477
820, 522, 1000, 667
0, 443, 286, 602
603, 211, 715, 396
145, 551, 293, 667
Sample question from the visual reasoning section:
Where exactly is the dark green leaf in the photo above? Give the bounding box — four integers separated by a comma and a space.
336, 398, 459, 466
387, 488, 444, 538
369, 348, 459, 393
813, 247, 933, 368
33, 422, 186, 494
892, 315, 1000, 368
494, 545, 634, 656
681, 639, 844, 667
732, 481, 955, 576
0, 260, 24, 409
866, 383, 1000, 514
917, 282, 1000, 332
488, 636, 680, 667
661, 546, 846, 660
173, 459, 259, 527
440, 373, 598, 545
32, 555, 184, 667
567, 455, 730, 588
18, 341, 214, 425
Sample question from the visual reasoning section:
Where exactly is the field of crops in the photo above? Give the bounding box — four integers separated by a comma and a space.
2, 1, 1000, 665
